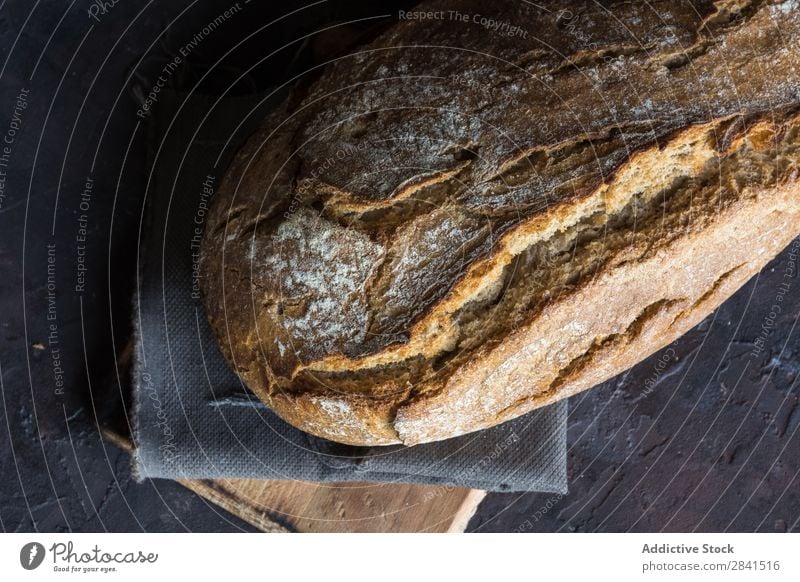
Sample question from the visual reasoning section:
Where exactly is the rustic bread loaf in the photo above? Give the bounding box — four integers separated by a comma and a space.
200, 0, 800, 446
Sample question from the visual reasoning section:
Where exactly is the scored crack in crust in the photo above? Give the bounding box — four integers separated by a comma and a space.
200, 0, 800, 445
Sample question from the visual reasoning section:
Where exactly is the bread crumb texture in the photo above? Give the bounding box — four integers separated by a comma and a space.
201, 0, 800, 445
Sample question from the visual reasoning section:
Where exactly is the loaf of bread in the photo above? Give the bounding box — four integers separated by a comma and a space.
200, 0, 800, 446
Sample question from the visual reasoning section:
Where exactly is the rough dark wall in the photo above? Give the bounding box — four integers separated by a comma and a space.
0, 0, 797, 532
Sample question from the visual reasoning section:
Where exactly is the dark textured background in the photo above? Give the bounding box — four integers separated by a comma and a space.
0, 0, 798, 533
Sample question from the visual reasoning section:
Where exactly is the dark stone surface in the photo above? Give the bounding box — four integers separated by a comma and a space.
0, 0, 271, 533
0, 0, 797, 532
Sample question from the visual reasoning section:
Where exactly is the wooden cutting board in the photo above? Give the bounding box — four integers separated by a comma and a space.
103, 429, 484, 533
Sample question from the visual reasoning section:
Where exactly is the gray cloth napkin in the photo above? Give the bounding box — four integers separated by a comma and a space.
131, 89, 568, 493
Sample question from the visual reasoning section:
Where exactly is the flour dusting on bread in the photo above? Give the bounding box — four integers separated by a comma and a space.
200, 0, 800, 445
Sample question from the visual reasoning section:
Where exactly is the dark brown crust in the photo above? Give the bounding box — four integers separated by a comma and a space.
201, 0, 800, 445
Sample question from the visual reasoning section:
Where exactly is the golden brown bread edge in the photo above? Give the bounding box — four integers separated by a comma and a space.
200, 0, 800, 446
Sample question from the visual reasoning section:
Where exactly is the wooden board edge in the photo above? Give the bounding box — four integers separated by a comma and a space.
447, 489, 487, 533
182, 479, 290, 533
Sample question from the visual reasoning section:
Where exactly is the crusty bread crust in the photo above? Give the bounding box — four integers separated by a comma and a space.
201, 0, 800, 445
